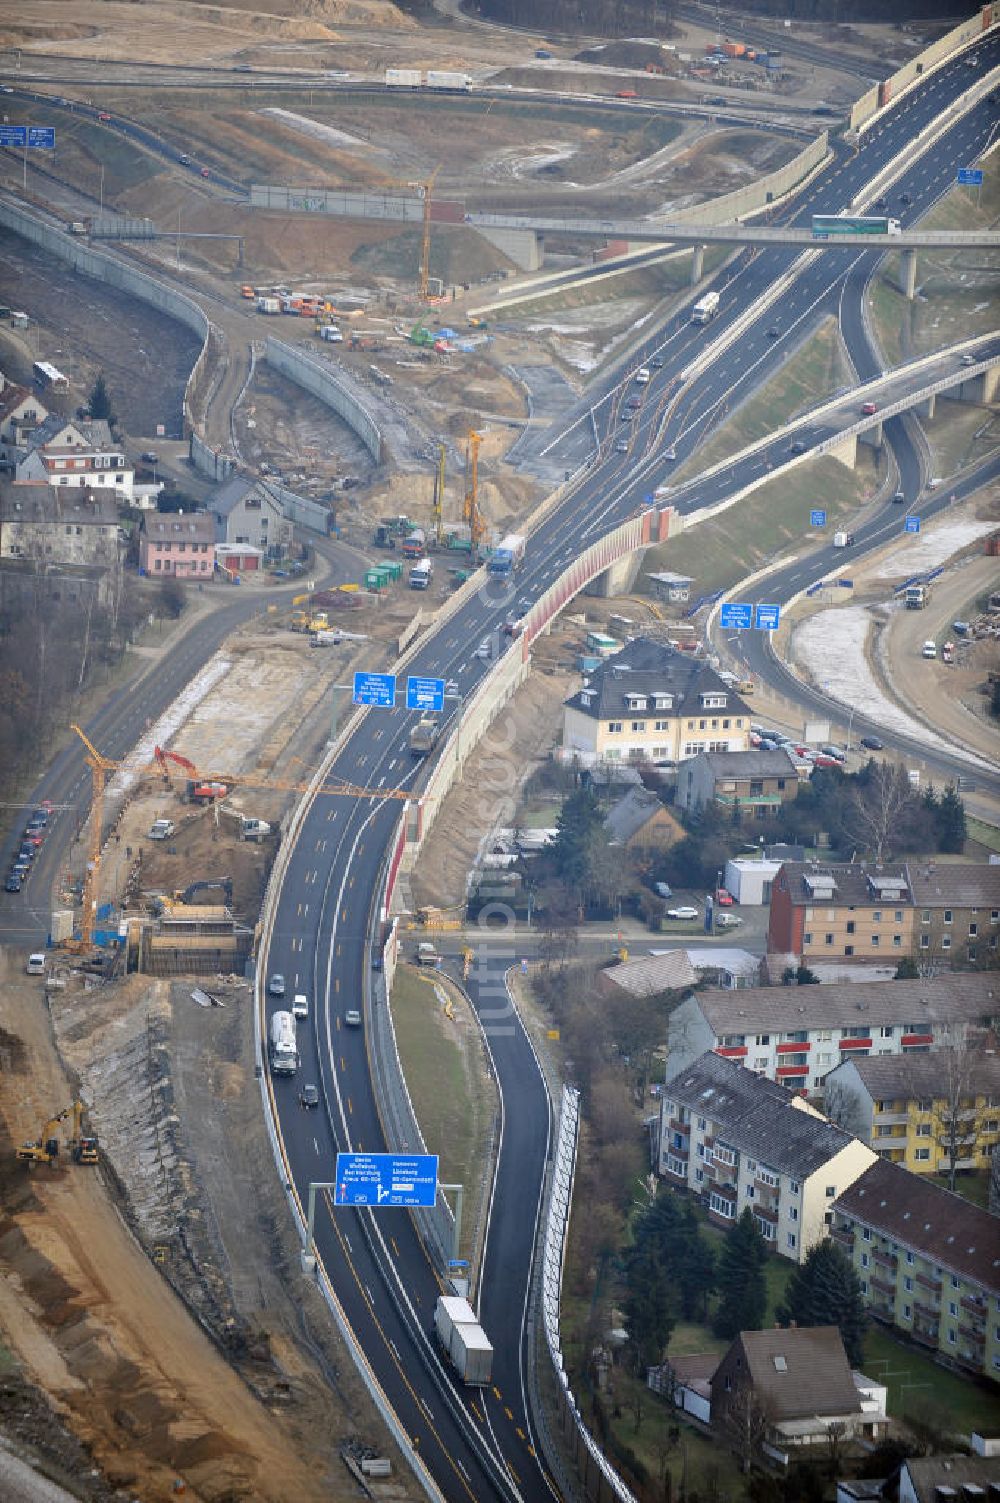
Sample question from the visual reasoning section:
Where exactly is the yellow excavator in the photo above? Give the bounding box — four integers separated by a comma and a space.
15, 1100, 98, 1168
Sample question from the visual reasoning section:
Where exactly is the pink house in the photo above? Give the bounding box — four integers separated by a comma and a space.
141, 512, 216, 578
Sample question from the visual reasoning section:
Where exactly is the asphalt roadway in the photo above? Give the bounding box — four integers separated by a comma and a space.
256, 43, 1000, 1503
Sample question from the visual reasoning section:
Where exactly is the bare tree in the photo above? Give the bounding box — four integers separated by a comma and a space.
822, 1075, 868, 1139
723, 1381, 770, 1474
933, 1026, 981, 1193
843, 762, 913, 864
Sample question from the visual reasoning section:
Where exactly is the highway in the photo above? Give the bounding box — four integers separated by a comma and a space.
260, 28, 1000, 1503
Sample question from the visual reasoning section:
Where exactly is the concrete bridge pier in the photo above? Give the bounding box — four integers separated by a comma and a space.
858, 420, 884, 451
971, 366, 1000, 402
920, 393, 936, 420
827, 432, 858, 469
691, 244, 705, 284
478, 227, 544, 272
900, 247, 918, 300
585, 549, 644, 598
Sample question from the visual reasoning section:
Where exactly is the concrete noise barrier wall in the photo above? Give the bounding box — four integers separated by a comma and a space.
261, 477, 330, 536
666, 130, 829, 227
264, 337, 384, 465
0, 198, 211, 441
850, 5, 999, 130
250, 184, 424, 224
189, 430, 235, 483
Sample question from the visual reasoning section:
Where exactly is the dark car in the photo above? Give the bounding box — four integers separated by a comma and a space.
899, 191, 912, 205
860, 736, 884, 751
651, 355, 664, 368
767, 324, 780, 338
627, 396, 643, 408
615, 438, 629, 453
893, 489, 905, 503
299, 1083, 319, 1109
788, 439, 806, 455
620, 410, 633, 423
5, 873, 22, 893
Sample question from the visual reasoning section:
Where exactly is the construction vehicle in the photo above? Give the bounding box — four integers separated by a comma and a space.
155, 745, 197, 782
290, 608, 330, 633
16, 1107, 70, 1166
69, 1100, 99, 1164
904, 583, 928, 609
409, 716, 440, 757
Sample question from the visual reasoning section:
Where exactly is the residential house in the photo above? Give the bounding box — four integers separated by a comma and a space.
822, 1051, 1000, 1176
648, 1351, 717, 1423
677, 749, 801, 820
0, 480, 120, 569
657, 1051, 877, 1260
682, 947, 762, 990
598, 949, 697, 1003
16, 414, 135, 502
768, 863, 916, 963
0, 381, 48, 469
603, 787, 683, 852
722, 857, 784, 906
908, 861, 1000, 967
709, 1327, 885, 1457
898, 1454, 1000, 1502
561, 638, 751, 769
664, 974, 1000, 1092
211, 474, 292, 557
831, 1157, 1000, 1383
140, 513, 216, 578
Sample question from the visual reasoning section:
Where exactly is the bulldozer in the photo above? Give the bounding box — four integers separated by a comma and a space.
15, 1100, 98, 1168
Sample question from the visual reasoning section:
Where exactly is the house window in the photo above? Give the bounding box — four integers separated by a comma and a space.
941, 935, 951, 951
846, 921, 856, 934
893, 935, 902, 947
969, 923, 978, 937
880, 1027, 894, 1039
943, 910, 953, 925
786, 1232, 797, 1251
905, 1250, 914, 1265
903, 1304, 912, 1319
861, 1227, 871, 1241
904, 1276, 913, 1292
825, 934, 834, 946
709, 1193, 735, 1219
755, 1035, 770, 1047
920, 934, 930, 949
803, 933, 813, 945
630, 721, 646, 733
916, 1123, 931, 1137
860, 1252, 870, 1268
789, 1206, 798, 1222
654, 720, 669, 731
914, 1148, 930, 1161
608, 722, 623, 734
871, 935, 880, 948
873, 911, 882, 923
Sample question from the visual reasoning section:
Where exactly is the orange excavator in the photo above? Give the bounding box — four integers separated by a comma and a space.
155, 746, 227, 804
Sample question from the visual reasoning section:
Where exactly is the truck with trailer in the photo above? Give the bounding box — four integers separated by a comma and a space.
434, 1296, 493, 1385
409, 717, 440, 757
409, 558, 434, 590
691, 291, 720, 324
812, 214, 901, 238
426, 71, 471, 90
386, 67, 422, 87
487, 533, 526, 577
268, 1010, 297, 1075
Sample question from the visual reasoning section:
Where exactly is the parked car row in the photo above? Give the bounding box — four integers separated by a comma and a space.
5, 805, 50, 892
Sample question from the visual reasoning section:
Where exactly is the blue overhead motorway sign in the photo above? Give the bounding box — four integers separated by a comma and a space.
406, 675, 444, 712
904, 516, 921, 534
27, 126, 55, 148
0, 125, 27, 147
334, 1151, 439, 1207
720, 602, 753, 630
810, 509, 826, 527
755, 604, 781, 631
956, 168, 984, 187
352, 671, 396, 707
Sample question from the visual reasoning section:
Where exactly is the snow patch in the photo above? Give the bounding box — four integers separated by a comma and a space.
261, 107, 377, 153
106, 656, 232, 803
870, 517, 995, 578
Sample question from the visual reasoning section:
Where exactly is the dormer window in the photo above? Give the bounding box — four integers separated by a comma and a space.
700, 692, 727, 709
653, 693, 673, 710
624, 693, 648, 710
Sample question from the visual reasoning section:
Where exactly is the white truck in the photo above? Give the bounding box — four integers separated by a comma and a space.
691, 291, 720, 324
256, 296, 281, 314
386, 67, 422, 87
833, 530, 855, 548
434, 1296, 493, 1385
409, 717, 440, 757
425, 71, 471, 90
409, 558, 434, 590
268, 1010, 297, 1075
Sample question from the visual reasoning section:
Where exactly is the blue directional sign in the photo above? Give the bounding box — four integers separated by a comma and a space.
406, 674, 444, 713
0, 125, 27, 147
957, 167, 983, 187
810, 509, 827, 527
720, 602, 753, 630
352, 670, 396, 708
28, 126, 55, 149
755, 603, 781, 631
334, 1151, 439, 1208
904, 515, 921, 535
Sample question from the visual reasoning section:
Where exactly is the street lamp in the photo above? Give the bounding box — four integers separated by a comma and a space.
444, 689, 464, 773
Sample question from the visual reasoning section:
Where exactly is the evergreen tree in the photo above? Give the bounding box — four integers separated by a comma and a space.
934, 784, 966, 854
894, 956, 919, 980
87, 371, 114, 421
646, 1195, 716, 1321
548, 786, 608, 909
712, 1209, 767, 1339
623, 1235, 674, 1371
776, 1240, 867, 1366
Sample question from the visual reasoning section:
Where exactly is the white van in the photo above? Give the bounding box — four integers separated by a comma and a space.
292, 993, 309, 1020
26, 953, 46, 976
921, 640, 937, 659
149, 819, 175, 840
635, 366, 651, 385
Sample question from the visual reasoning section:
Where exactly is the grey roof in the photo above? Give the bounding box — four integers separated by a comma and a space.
585, 764, 644, 789
666, 1051, 858, 1177
733, 1327, 861, 1423
683, 947, 761, 978
143, 512, 215, 544
566, 637, 749, 721
907, 860, 1000, 909
211, 473, 268, 518
829, 1049, 1000, 1101
775, 862, 914, 909
700, 749, 798, 778
901, 1455, 1000, 1503
22, 413, 75, 451
602, 950, 697, 998
764, 843, 807, 863
834, 1159, 1000, 1294
604, 788, 669, 844
691, 973, 1000, 1035
0, 481, 118, 525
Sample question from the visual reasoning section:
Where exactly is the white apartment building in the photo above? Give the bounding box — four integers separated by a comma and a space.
665, 974, 1000, 1093
658, 1052, 877, 1262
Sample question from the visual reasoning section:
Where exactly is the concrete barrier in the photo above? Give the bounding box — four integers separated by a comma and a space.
261, 476, 330, 536
264, 338, 384, 465
189, 429, 235, 483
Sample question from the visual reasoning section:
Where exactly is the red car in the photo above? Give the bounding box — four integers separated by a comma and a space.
811, 754, 841, 769
715, 887, 734, 906
861, 401, 878, 416
98, 111, 112, 122
200, 167, 210, 177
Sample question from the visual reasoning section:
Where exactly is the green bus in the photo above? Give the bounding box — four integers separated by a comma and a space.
811, 214, 901, 238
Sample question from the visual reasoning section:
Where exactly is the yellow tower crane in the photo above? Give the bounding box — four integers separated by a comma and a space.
463, 429, 484, 548
432, 442, 447, 547
419, 166, 440, 302
70, 724, 118, 952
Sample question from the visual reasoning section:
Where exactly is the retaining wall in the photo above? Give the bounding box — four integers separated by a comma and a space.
189, 430, 235, 483
264, 338, 384, 465
261, 476, 331, 536
667, 130, 829, 226
850, 3, 999, 129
